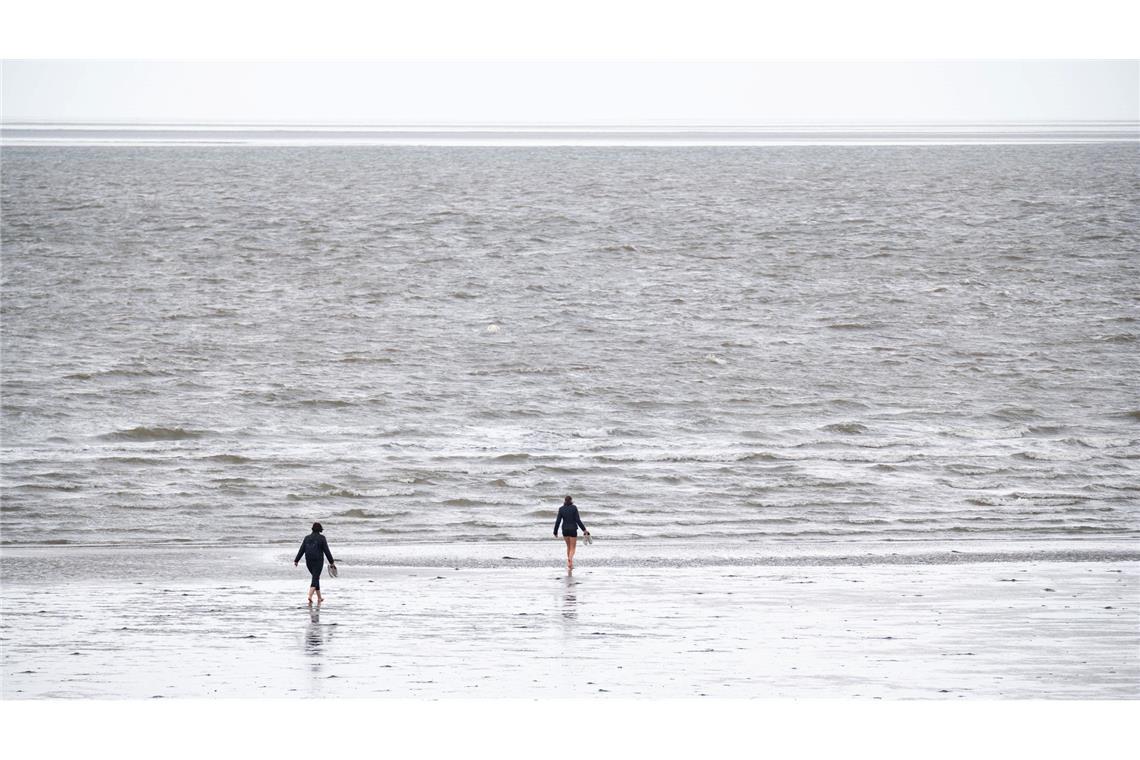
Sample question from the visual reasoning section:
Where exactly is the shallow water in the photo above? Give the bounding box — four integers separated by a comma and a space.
2, 145, 1138, 545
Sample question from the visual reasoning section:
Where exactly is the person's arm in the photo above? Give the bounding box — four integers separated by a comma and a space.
554, 509, 563, 536
294, 538, 306, 565
322, 536, 335, 565
576, 510, 587, 534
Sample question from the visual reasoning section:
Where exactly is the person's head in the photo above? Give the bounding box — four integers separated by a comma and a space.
312, 522, 323, 533
563, 495, 573, 506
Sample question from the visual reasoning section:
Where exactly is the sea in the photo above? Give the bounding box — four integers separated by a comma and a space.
2, 125, 1138, 547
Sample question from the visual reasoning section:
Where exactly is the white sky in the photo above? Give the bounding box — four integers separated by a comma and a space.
2, 61, 1137, 125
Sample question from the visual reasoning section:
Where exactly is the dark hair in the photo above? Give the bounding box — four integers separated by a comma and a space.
563, 496, 573, 506
312, 522, 323, 533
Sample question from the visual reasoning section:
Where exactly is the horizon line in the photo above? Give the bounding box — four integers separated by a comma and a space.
4, 119, 1139, 129
5, 121, 1136, 148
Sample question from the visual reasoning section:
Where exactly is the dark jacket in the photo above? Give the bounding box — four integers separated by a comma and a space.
554, 504, 587, 536
295, 532, 335, 567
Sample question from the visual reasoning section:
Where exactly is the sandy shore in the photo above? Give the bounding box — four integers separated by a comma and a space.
2, 539, 1136, 698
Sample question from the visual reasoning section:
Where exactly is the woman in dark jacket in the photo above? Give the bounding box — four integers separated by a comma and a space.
294, 522, 336, 604
553, 496, 589, 572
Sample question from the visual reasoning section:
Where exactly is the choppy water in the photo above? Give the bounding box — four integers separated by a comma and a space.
2, 144, 1138, 545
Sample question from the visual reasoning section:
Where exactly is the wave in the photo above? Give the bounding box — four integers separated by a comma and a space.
571, 428, 615, 439
3, 538, 74, 545
990, 405, 1041, 421
825, 398, 873, 410
1058, 437, 1100, 449
943, 463, 1009, 476
200, 454, 253, 464
1011, 452, 1063, 462
656, 474, 692, 484
492, 453, 533, 463
326, 488, 368, 498
1005, 491, 1087, 504
338, 508, 380, 518
393, 475, 442, 485
943, 525, 1133, 534
7, 483, 81, 492
51, 201, 105, 211
65, 368, 173, 380
211, 478, 251, 491
287, 487, 370, 500
443, 498, 482, 507
452, 519, 502, 528
1023, 425, 1065, 435
95, 456, 168, 465
821, 422, 868, 434
98, 426, 208, 442
735, 452, 785, 462
469, 367, 559, 378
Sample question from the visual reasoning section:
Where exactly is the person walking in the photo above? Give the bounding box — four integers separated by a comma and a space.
553, 496, 589, 572
294, 522, 336, 604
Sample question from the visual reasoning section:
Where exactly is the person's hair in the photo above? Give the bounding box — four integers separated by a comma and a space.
312, 522, 323, 533
563, 496, 573, 506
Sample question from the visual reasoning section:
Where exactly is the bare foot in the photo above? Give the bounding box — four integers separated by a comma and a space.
317, 596, 325, 604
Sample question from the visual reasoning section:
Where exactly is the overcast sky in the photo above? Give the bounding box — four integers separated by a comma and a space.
2, 61, 1137, 125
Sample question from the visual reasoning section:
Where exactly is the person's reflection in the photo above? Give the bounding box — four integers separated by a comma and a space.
562, 576, 578, 623
304, 603, 332, 671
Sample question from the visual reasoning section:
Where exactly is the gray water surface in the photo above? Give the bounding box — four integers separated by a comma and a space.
2, 145, 1137, 545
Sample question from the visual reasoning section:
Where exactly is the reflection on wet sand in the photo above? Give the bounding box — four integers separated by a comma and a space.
2, 555, 1137, 698
562, 576, 578, 623
304, 603, 334, 678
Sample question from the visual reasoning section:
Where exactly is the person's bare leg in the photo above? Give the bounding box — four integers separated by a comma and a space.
565, 536, 578, 571
307, 587, 315, 604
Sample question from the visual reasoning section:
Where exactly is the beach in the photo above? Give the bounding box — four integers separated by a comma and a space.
3, 142, 1137, 701
3, 539, 1136, 699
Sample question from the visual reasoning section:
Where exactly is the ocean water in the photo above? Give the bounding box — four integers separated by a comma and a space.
1, 143, 1138, 546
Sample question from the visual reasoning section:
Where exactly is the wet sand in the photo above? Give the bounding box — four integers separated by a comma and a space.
2, 540, 1137, 698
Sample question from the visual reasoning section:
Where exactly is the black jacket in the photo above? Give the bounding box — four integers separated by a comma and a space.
554, 504, 587, 536
295, 532, 335, 566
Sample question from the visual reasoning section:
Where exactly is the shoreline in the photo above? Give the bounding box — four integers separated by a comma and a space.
3, 536, 1137, 578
